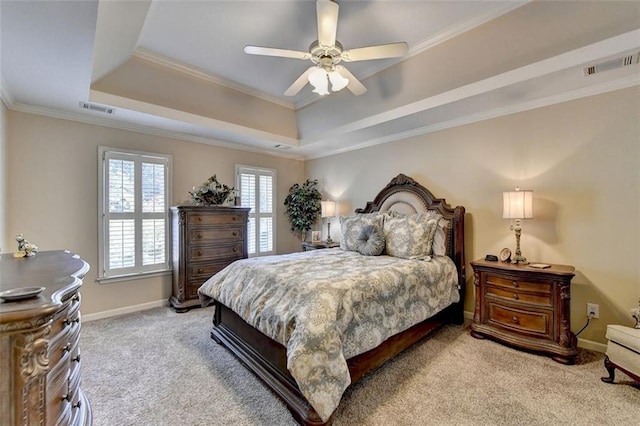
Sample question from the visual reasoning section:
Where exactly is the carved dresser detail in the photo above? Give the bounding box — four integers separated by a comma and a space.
470, 259, 577, 364
0, 250, 91, 426
170, 205, 250, 312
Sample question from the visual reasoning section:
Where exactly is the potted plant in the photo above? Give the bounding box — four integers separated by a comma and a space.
284, 179, 322, 241
189, 175, 235, 205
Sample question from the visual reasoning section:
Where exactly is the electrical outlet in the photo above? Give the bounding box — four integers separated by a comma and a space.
587, 303, 600, 319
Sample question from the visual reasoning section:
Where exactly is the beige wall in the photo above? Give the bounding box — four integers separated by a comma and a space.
307, 87, 640, 344
5, 111, 304, 315
0, 101, 6, 252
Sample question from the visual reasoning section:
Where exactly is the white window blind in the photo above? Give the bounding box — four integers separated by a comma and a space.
99, 147, 172, 280
236, 165, 276, 257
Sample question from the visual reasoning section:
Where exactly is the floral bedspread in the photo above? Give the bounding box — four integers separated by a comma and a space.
198, 249, 459, 422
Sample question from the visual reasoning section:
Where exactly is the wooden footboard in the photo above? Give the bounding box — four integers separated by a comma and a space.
212, 299, 463, 425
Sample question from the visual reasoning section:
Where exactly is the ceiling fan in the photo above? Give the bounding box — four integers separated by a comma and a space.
244, 0, 408, 97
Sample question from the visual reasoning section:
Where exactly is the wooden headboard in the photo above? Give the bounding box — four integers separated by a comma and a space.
355, 174, 466, 316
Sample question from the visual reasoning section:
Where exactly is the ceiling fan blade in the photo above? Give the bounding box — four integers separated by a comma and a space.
317, 0, 339, 47
341, 42, 409, 62
335, 65, 367, 96
284, 66, 316, 96
244, 45, 311, 60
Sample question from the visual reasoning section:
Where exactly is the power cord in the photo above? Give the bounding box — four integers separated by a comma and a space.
575, 314, 593, 337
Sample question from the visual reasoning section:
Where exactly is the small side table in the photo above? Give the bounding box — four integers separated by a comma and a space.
302, 241, 340, 251
470, 259, 577, 364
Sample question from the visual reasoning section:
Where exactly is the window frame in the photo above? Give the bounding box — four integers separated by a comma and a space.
97, 146, 172, 283
235, 165, 276, 257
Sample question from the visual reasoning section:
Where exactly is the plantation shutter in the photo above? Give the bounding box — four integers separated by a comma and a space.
237, 166, 276, 257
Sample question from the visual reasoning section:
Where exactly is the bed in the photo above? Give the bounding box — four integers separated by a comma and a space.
198, 174, 466, 425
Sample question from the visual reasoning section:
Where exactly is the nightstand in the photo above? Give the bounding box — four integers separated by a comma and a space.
302, 241, 340, 251
470, 259, 577, 364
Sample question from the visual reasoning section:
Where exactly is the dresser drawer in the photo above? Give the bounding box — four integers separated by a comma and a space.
47, 357, 71, 425
189, 242, 244, 262
486, 286, 552, 307
188, 261, 230, 280
488, 302, 551, 338
188, 227, 244, 244
188, 212, 245, 226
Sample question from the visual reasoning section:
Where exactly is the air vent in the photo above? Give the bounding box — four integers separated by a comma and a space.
79, 101, 115, 115
274, 144, 292, 150
584, 52, 639, 76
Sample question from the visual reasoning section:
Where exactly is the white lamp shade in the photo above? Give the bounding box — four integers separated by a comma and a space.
328, 71, 349, 92
321, 200, 336, 218
308, 67, 329, 95
503, 190, 533, 219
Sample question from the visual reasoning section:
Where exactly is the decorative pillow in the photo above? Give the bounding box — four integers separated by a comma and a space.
340, 213, 385, 251
383, 215, 438, 259
356, 225, 386, 256
389, 210, 450, 256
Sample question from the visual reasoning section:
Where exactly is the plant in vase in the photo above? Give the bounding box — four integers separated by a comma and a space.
189, 175, 235, 206
284, 179, 322, 241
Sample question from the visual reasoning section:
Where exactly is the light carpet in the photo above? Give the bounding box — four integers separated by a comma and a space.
80, 306, 639, 425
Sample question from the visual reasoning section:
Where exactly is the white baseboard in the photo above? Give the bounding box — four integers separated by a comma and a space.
577, 338, 607, 353
82, 299, 168, 322
464, 310, 607, 353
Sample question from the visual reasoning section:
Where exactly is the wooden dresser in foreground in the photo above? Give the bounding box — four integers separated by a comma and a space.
470, 259, 577, 364
0, 250, 91, 426
170, 205, 250, 312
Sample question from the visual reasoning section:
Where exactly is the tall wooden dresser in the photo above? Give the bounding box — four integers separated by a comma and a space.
0, 250, 91, 426
170, 205, 250, 312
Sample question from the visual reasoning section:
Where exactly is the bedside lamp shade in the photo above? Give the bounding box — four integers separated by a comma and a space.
502, 188, 533, 264
320, 201, 336, 244
321, 201, 336, 218
503, 190, 533, 219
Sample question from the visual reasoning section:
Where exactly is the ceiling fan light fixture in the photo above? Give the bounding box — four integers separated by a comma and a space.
328, 70, 349, 92
308, 67, 330, 95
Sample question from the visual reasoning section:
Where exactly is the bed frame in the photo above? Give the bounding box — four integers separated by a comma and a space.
210, 173, 466, 425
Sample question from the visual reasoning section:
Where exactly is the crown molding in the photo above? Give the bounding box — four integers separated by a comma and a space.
7, 102, 305, 161
304, 74, 639, 160
0, 77, 15, 108
133, 48, 296, 110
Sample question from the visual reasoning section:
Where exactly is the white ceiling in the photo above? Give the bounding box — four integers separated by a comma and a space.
1, 0, 639, 160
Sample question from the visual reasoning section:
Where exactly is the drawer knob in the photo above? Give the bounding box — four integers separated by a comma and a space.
63, 343, 72, 353
198, 217, 202, 221
62, 392, 72, 402
512, 316, 519, 324
72, 354, 81, 363
512, 281, 519, 288
512, 293, 519, 300
197, 250, 202, 256
232, 216, 237, 221
73, 400, 82, 409
233, 247, 238, 252
197, 268, 204, 274
197, 233, 203, 239
232, 231, 238, 236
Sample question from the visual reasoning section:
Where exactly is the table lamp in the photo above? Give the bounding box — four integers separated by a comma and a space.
503, 188, 533, 264
321, 200, 336, 244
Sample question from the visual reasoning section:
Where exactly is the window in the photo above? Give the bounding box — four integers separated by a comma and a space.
98, 147, 172, 281
236, 165, 276, 257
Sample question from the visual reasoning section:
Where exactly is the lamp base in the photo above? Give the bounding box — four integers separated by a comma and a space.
325, 221, 332, 244
511, 254, 528, 265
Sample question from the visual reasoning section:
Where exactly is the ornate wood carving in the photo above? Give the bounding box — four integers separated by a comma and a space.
15, 326, 51, 382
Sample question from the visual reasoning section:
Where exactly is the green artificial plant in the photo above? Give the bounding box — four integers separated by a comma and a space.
284, 179, 322, 241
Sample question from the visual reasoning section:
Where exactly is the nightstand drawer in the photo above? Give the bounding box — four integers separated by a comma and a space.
486, 274, 551, 293
486, 286, 552, 307
489, 303, 550, 337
